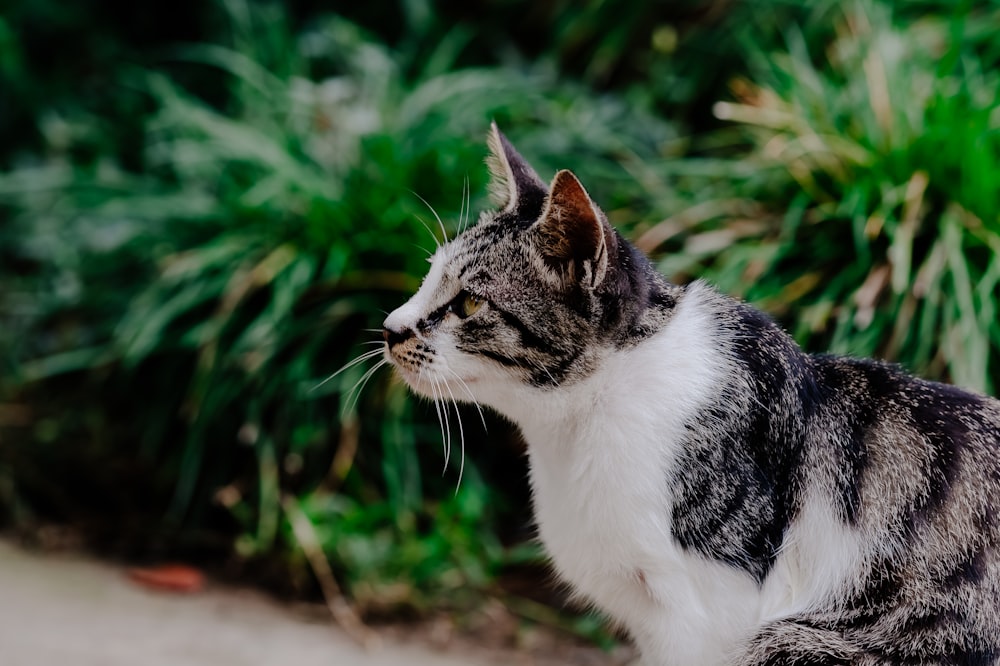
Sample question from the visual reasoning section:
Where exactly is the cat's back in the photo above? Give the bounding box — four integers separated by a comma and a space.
687, 293, 1000, 662
806, 353, 1000, 524
713, 295, 1000, 555
783, 352, 1000, 661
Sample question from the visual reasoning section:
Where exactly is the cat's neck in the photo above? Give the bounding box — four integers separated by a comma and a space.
495, 281, 734, 449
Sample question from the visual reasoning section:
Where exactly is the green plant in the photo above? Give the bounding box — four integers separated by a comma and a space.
4, 0, 997, 649
0, 1, 677, 628
641, 1, 1000, 394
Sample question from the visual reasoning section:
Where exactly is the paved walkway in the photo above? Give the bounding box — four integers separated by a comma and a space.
0, 539, 497, 666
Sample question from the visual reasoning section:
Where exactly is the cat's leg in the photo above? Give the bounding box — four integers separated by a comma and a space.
737, 613, 1000, 666
735, 618, 880, 666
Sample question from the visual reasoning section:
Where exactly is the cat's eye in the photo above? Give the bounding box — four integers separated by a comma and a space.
455, 291, 485, 318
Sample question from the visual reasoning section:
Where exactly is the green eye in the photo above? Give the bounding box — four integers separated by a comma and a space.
459, 292, 485, 317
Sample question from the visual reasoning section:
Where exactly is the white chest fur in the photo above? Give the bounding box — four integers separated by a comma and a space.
490, 286, 870, 665
520, 372, 768, 663
502, 290, 750, 664
504, 287, 862, 665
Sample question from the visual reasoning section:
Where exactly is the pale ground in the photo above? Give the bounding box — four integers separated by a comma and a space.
0, 539, 629, 666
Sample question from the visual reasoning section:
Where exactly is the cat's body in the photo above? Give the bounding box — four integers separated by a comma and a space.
381, 125, 1000, 665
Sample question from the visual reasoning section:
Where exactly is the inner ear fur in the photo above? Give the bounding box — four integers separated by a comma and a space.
535, 169, 610, 288
485, 122, 546, 212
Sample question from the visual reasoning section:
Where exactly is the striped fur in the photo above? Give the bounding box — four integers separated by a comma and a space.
382, 125, 1000, 665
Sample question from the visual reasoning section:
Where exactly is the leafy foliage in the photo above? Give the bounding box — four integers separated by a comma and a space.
1, 0, 998, 644
643, 1, 1000, 393
0, 0, 675, 623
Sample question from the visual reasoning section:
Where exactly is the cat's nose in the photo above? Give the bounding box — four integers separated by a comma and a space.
383, 324, 415, 348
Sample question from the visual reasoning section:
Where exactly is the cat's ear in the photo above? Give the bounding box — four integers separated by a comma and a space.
535, 169, 610, 289
486, 122, 546, 213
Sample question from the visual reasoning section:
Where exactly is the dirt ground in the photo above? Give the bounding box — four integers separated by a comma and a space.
0, 539, 632, 666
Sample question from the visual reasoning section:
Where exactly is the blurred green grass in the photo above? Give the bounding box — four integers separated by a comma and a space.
1, 0, 998, 646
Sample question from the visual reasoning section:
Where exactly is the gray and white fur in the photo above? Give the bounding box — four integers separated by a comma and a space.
381, 125, 1000, 665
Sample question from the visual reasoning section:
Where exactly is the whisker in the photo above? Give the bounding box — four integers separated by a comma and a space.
419, 365, 449, 474
340, 347, 385, 367
436, 376, 453, 475
441, 380, 467, 491
461, 176, 471, 232
411, 211, 442, 249
343, 357, 385, 401
411, 190, 449, 245
345, 359, 387, 415
444, 368, 488, 433
312, 348, 384, 391
410, 241, 434, 258
434, 393, 449, 473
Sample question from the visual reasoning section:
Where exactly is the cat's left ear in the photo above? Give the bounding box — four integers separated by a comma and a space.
534, 169, 611, 289
486, 122, 547, 213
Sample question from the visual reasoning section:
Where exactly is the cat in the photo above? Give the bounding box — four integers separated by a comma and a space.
380, 123, 1000, 665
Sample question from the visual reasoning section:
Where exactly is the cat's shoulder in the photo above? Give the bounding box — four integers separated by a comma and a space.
680, 280, 1000, 421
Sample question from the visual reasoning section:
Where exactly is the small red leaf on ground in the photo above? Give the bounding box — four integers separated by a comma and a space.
127, 564, 205, 593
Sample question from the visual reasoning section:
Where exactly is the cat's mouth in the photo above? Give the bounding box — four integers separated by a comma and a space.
390, 364, 467, 401
384, 348, 478, 399
384, 348, 434, 394
388, 361, 426, 389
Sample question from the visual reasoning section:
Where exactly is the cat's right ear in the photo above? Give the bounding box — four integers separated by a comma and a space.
486, 122, 546, 213
534, 169, 610, 289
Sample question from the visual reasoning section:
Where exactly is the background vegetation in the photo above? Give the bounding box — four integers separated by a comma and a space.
2, 0, 998, 648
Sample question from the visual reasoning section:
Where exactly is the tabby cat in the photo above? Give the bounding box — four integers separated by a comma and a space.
380, 125, 1000, 665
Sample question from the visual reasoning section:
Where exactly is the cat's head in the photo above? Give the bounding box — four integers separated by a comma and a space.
382, 124, 674, 412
